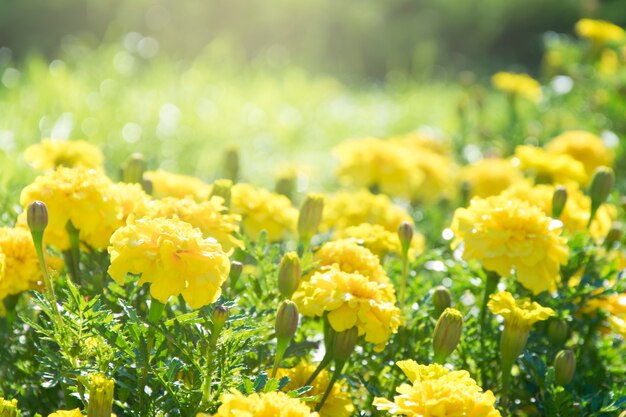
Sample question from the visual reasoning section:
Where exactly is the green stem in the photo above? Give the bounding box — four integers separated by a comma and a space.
271, 338, 290, 378
304, 354, 332, 387
65, 220, 81, 284
31, 230, 63, 327
139, 299, 165, 414
315, 357, 348, 412
399, 253, 409, 308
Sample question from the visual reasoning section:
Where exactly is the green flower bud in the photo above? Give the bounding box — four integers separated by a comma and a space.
275, 176, 296, 201
278, 252, 301, 298
547, 319, 568, 346
397, 221, 414, 258
87, 374, 115, 417
275, 300, 299, 341
210, 179, 233, 208
298, 193, 324, 242
212, 305, 229, 337
588, 167, 614, 226
223, 148, 239, 182
554, 349, 576, 386
331, 326, 359, 364
500, 325, 530, 379
0, 398, 20, 417
27, 200, 48, 234
432, 286, 452, 317
432, 308, 464, 364
123, 153, 145, 184
460, 181, 471, 208
229, 261, 243, 288
604, 223, 623, 249
551, 186, 568, 219
142, 178, 153, 195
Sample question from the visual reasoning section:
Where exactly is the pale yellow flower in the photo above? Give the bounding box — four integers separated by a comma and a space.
144, 169, 211, 201
24, 139, 104, 170
488, 291, 555, 330
460, 158, 524, 198
514, 145, 588, 185
492, 72, 542, 102
334, 223, 424, 260
545, 130, 614, 179
575, 18, 626, 44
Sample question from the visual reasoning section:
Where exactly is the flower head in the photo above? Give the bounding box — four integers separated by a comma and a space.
488, 291, 555, 330
546, 131, 614, 179
210, 390, 318, 417
24, 139, 104, 171
48, 410, 83, 417
514, 145, 587, 185
108, 217, 230, 309
492, 72, 542, 102
334, 223, 424, 260
575, 18, 626, 44
450, 196, 568, 294
373, 361, 501, 417
144, 169, 211, 200
460, 158, 524, 198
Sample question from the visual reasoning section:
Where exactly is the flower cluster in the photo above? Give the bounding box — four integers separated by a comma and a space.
207, 390, 319, 417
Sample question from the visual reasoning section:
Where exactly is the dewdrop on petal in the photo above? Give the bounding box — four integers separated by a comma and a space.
278, 252, 301, 298
554, 350, 576, 386
552, 186, 568, 219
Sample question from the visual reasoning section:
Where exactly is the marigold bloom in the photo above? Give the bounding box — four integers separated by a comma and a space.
389, 131, 451, 156
48, 410, 83, 417
0, 227, 45, 301
492, 72, 542, 102
108, 217, 230, 309
575, 18, 626, 44
334, 223, 425, 260
20, 167, 121, 250
373, 361, 501, 417
514, 145, 587, 185
583, 292, 626, 337
112, 182, 153, 223
293, 266, 402, 351
231, 183, 298, 242
144, 169, 211, 200
24, 139, 104, 170
210, 390, 319, 417
276, 363, 354, 417
488, 291, 555, 329
450, 196, 568, 294
546, 131, 614, 179
460, 158, 524, 198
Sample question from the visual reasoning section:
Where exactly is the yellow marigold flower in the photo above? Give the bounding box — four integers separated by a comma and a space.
0, 227, 44, 301
514, 145, 587, 185
48, 410, 83, 417
492, 72, 542, 102
575, 18, 626, 44
599, 49, 620, 76
144, 169, 211, 201
460, 158, 524, 198
583, 292, 626, 337
321, 189, 413, 233
112, 182, 153, 223
488, 291, 555, 329
373, 361, 502, 417
107, 217, 230, 309
450, 196, 568, 294
231, 183, 298, 242
545, 131, 614, 179
210, 390, 319, 417
293, 265, 402, 351
24, 139, 104, 171
334, 223, 425, 260
276, 363, 354, 417
141, 197, 243, 253
20, 167, 121, 251
388, 131, 451, 156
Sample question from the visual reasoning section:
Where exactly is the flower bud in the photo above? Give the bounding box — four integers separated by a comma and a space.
460, 181, 471, 208
432, 286, 452, 317
551, 186, 568, 219
554, 349, 576, 386
0, 398, 20, 417
275, 176, 296, 201
87, 374, 115, 417
547, 319, 568, 346
297, 193, 324, 242
397, 221, 414, 258
588, 167, 614, 225
27, 200, 48, 234
123, 153, 145, 184
500, 325, 530, 379
229, 261, 243, 288
432, 308, 464, 363
604, 223, 623, 249
223, 148, 239, 182
275, 300, 299, 341
331, 326, 359, 364
210, 179, 233, 208
277, 252, 301, 298
142, 178, 153, 195
212, 305, 229, 337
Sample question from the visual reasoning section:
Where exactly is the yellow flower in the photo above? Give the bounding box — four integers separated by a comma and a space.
450, 196, 568, 294
514, 145, 588, 185
545, 131, 614, 179
144, 169, 211, 200
231, 183, 298, 242
583, 292, 626, 337
210, 390, 319, 417
321, 189, 413, 233
293, 265, 402, 351
141, 196, 243, 253
112, 182, 153, 223
107, 217, 230, 309
24, 139, 104, 170
460, 158, 524, 198
488, 291, 555, 329
276, 363, 354, 417
388, 131, 451, 156
575, 18, 626, 44
0, 227, 42, 300
492, 72, 542, 102
20, 167, 122, 251
373, 361, 502, 417
599, 49, 620, 76
48, 410, 83, 417
334, 223, 424, 260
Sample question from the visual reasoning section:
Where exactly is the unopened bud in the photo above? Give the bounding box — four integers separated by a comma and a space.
278, 252, 301, 298
397, 221, 414, 257
142, 178, 153, 195
331, 326, 359, 363
460, 181, 471, 207
275, 300, 299, 341
604, 223, 623, 249
500, 325, 530, 378
123, 153, 145, 184
433, 308, 463, 363
432, 286, 452, 317
552, 186, 568, 219
87, 374, 115, 417
547, 319, 568, 346
298, 193, 324, 242
588, 167, 615, 225
212, 305, 229, 337
229, 261, 243, 288
210, 179, 233, 208
223, 148, 239, 182
0, 398, 20, 417
27, 200, 48, 234
275, 176, 296, 201
554, 349, 576, 386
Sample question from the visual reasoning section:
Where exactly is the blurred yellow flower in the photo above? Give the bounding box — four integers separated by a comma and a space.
210, 390, 319, 417
293, 265, 402, 351
514, 145, 587, 185
334, 223, 424, 260
112, 182, 153, 223
373, 361, 501, 417
144, 169, 211, 201
108, 217, 230, 308
388, 131, 451, 156
492, 72, 542, 102
488, 291, 555, 329
0, 227, 46, 301
276, 363, 354, 417
231, 183, 298, 242
575, 18, 626, 44
450, 196, 568, 294
545, 130, 614, 179
460, 158, 524, 198
599, 49, 620, 75
24, 139, 104, 171
48, 410, 83, 417
583, 292, 626, 337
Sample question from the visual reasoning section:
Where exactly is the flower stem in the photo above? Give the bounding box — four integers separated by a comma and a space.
399, 252, 409, 308
65, 220, 82, 284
